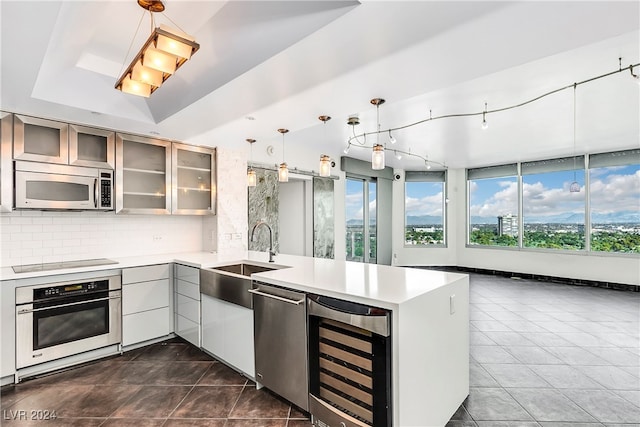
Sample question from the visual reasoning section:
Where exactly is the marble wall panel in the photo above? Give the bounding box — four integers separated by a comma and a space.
313, 177, 335, 259
248, 169, 279, 252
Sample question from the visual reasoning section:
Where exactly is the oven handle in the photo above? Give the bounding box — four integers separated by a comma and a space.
94, 178, 98, 209
16, 294, 121, 314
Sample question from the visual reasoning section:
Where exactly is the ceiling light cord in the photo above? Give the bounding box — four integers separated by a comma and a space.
347, 60, 639, 146
160, 12, 188, 34
118, 10, 147, 78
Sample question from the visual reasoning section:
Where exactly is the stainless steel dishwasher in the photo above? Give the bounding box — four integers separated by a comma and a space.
249, 281, 308, 411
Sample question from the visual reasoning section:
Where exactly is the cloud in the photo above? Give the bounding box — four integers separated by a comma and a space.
522, 181, 584, 216
590, 169, 640, 213
405, 192, 444, 216
469, 181, 518, 217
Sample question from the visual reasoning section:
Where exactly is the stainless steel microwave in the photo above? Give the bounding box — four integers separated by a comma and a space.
14, 161, 113, 210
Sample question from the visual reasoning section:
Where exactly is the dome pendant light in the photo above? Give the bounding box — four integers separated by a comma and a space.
370, 98, 386, 170
569, 84, 580, 193
246, 138, 256, 187
318, 115, 332, 177
277, 128, 289, 183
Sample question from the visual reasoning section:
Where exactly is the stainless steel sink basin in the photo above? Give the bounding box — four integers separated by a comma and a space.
211, 262, 279, 277
200, 262, 288, 309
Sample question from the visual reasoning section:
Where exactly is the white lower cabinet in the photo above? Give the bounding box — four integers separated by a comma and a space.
201, 294, 255, 378
174, 265, 201, 347
122, 264, 172, 347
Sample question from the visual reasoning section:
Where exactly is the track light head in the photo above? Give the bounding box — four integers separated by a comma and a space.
481, 103, 488, 130
389, 130, 396, 144
631, 65, 640, 83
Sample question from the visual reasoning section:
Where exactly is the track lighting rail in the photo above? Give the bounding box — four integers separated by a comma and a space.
345, 59, 639, 169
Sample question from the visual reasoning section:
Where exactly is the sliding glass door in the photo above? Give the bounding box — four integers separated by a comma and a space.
345, 177, 377, 263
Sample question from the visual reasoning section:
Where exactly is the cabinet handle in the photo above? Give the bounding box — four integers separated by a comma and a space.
247, 288, 305, 305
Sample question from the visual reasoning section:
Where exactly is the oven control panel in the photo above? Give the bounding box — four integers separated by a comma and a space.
34, 280, 109, 301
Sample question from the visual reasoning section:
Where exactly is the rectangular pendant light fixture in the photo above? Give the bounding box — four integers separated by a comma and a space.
115, 25, 199, 97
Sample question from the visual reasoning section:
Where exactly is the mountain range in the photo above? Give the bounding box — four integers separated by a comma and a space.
347, 211, 640, 225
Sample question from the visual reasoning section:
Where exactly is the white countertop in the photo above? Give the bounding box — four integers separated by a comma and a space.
1, 251, 467, 308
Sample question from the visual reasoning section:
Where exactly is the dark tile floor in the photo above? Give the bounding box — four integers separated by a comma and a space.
0, 337, 313, 426
2, 273, 639, 427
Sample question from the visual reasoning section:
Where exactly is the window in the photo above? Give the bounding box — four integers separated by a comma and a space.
467, 164, 518, 247
404, 171, 446, 246
345, 177, 377, 263
522, 156, 585, 250
589, 149, 640, 253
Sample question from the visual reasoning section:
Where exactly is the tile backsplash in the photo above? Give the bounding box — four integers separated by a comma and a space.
0, 210, 204, 267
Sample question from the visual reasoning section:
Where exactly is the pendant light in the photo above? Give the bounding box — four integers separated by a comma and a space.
115, 0, 199, 97
371, 98, 386, 170
277, 128, 289, 182
246, 138, 256, 187
569, 84, 580, 193
318, 115, 332, 177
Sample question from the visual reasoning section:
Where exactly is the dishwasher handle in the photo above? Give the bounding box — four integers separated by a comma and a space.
248, 288, 305, 305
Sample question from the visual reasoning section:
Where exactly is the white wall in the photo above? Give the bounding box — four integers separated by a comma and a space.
0, 210, 203, 267
215, 147, 248, 252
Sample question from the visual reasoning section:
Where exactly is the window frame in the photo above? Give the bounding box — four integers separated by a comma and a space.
403, 170, 447, 248
465, 149, 639, 256
466, 163, 519, 249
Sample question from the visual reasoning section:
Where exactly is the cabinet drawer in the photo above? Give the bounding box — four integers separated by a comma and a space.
176, 293, 200, 323
123, 264, 170, 284
122, 307, 171, 346
176, 279, 200, 300
176, 314, 200, 348
175, 264, 199, 284
122, 279, 169, 315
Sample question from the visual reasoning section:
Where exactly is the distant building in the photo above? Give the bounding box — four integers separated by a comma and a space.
498, 215, 518, 237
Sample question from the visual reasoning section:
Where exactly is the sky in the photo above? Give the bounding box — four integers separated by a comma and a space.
345, 165, 639, 222
345, 179, 376, 221
469, 164, 640, 221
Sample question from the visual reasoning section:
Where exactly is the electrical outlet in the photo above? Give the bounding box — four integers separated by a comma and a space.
233, 233, 242, 240
152, 235, 162, 241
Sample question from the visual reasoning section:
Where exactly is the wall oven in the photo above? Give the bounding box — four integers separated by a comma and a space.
308, 294, 392, 427
14, 160, 113, 210
16, 275, 121, 369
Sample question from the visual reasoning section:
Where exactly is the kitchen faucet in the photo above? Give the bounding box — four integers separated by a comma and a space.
250, 221, 275, 262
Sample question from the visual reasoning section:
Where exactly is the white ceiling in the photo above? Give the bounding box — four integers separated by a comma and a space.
1, 1, 638, 171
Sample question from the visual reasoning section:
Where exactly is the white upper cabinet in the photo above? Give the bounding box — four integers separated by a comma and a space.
115, 133, 172, 214
0, 112, 12, 212
13, 115, 68, 164
69, 125, 115, 169
171, 143, 216, 215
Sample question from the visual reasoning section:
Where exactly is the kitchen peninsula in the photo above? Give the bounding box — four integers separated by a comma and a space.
1, 251, 469, 427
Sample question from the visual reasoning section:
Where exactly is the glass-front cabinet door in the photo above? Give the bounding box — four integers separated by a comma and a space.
69, 125, 115, 169
0, 111, 12, 212
116, 133, 171, 214
171, 143, 216, 215
13, 115, 69, 164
